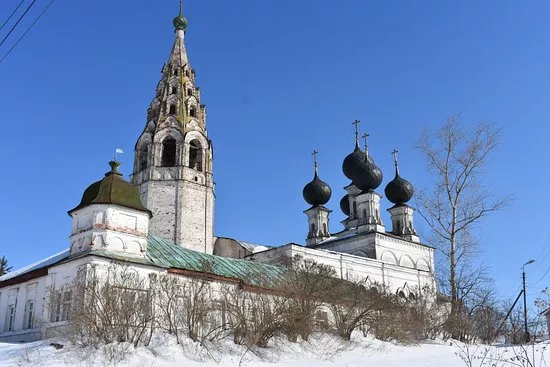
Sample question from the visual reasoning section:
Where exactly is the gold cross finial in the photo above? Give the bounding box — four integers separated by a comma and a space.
352, 120, 360, 145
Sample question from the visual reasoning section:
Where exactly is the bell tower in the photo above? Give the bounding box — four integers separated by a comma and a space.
131, 4, 214, 253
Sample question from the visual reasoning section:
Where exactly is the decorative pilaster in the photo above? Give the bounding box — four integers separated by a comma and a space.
304, 206, 332, 247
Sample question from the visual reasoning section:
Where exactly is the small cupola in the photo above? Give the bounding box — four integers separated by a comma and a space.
68, 161, 151, 257
351, 132, 383, 192
303, 170, 332, 208
173, 0, 188, 31
342, 120, 374, 180
385, 149, 418, 241
343, 127, 385, 233
69, 161, 151, 216
303, 151, 332, 247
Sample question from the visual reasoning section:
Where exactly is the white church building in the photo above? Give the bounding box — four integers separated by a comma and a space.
0, 7, 436, 342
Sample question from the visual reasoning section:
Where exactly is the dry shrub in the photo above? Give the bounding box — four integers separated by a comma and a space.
155, 273, 228, 345
368, 289, 441, 344
327, 280, 387, 341
47, 264, 155, 359
222, 286, 288, 348
280, 255, 336, 342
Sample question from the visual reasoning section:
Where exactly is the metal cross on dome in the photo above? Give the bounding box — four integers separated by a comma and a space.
352, 119, 360, 144
312, 149, 319, 172
392, 148, 399, 173
362, 132, 370, 156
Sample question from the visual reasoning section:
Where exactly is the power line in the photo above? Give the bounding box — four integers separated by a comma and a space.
527, 263, 550, 287
0, 0, 55, 65
0, 0, 25, 33
0, 0, 38, 49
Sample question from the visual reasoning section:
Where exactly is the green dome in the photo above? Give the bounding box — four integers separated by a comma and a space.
68, 161, 151, 216
173, 15, 187, 30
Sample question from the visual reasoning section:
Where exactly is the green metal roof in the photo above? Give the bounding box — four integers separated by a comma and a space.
145, 235, 287, 287
4, 234, 287, 289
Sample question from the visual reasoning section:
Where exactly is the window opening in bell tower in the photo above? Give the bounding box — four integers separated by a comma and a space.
189, 140, 203, 172
161, 138, 177, 167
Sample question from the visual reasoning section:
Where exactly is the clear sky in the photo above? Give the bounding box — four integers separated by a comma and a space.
0, 0, 548, 303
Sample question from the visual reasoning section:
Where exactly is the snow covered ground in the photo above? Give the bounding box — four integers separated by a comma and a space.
0, 333, 547, 367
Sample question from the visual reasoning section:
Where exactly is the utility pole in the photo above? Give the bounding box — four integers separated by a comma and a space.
523, 259, 535, 342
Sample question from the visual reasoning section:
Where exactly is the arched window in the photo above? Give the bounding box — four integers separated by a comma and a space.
310, 223, 316, 234
138, 146, 148, 171
190, 105, 197, 118
171, 86, 177, 95
362, 209, 367, 220
323, 223, 328, 235
189, 139, 203, 172
187, 88, 193, 96
409, 292, 416, 301
174, 69, 178, 76
161, 138, 177, 167
398, 291, 406, 299
352, 202, 357, 218
169, 104, 176, 115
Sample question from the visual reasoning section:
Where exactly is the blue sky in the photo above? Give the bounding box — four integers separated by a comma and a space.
0, 0, 549, 303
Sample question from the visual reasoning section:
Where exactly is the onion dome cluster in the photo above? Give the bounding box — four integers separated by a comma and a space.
384, 168, 414, 205
342, 144, 383, 193
351, 155, 383, 192
342, 144, 374, 180
303, 170, 332, 207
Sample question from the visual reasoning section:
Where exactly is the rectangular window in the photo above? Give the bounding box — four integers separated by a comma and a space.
23, 300, 35, 330
4, 304, 15, 332
112, 286, 151, 326
50, 290, 71, 323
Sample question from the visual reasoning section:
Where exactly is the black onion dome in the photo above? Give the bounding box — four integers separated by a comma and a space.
303, 172, 332, 206
340, 194, 350, 216
342, 144, 374, 180
351, 155, 383, 192
385, 170, 414, 205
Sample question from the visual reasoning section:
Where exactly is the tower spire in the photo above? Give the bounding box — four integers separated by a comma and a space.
132, 5, 214, 253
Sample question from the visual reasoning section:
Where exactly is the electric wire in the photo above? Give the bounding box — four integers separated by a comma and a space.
0, 0, 38, 49
527, 263, 550, 287
0, 0, 55, 65
0, 0, 25, 33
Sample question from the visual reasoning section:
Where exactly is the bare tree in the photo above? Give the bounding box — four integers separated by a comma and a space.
155, 273, 228, 344
416, 116, 509, 337
222, 286, 288, 348
281, 255, 336, 342
48, 264, 155, 353
327, 279, 387, 341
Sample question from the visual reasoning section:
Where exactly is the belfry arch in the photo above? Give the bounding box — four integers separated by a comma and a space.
189, 139, 203, 171
161, 137, 177, 167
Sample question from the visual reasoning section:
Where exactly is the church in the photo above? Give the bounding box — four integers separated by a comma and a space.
0, 6, 436, 342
